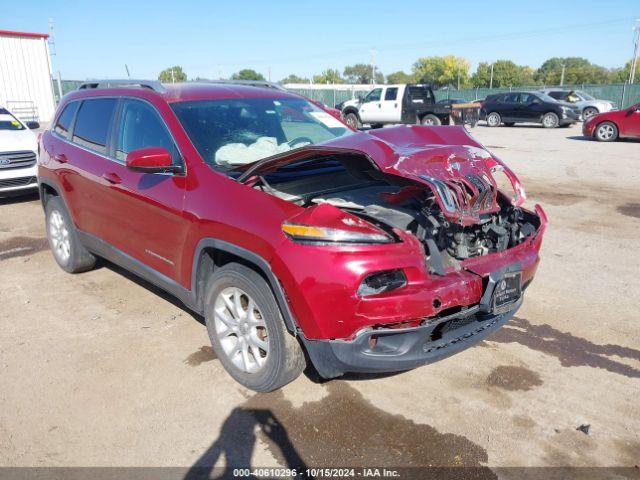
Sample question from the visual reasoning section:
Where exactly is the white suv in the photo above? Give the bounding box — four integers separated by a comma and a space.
0, 107, 39, 196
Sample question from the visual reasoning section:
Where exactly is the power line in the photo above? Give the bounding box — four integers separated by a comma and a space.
181, 16, 635, 70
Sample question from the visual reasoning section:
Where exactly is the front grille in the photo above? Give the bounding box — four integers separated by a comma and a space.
431, 315, 477, 341
0, 151, 37, 170
0, 176, 37, 189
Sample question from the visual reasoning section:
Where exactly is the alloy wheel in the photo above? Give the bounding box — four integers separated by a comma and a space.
213, 287, 269, 374
542, 115, 556, 128
49, 210, 71, 263
597, 124, 615, 140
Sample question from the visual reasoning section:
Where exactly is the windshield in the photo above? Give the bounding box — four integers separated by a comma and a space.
576, 91, 595, 101
0, 109, 25, 131
171, 97, 352, 171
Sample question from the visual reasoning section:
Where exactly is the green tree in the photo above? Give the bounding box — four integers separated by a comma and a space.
472, 60, 536, 87
312, 69, 344, 84
386, 71, 413, 84
610, 59, 640, 83
534, 57, 612, 85
280, 74, 309, 84
231, 69, 265, 81
158, 66, 187, 83
342, 63, 384, 84
411, 55, 470, 89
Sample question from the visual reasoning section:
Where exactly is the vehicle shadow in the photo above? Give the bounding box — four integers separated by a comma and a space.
102, 261, 206, 326
0, 191, 40, 206
566, 135, 640, 143
566, 135, 591, 141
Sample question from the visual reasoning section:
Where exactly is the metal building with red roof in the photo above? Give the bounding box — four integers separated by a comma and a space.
0, 28, 56, 122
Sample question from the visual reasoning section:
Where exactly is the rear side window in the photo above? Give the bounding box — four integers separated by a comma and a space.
504, 93, 519, 103
114, 99, 179, 163
548, 91, 565, 100
72, 99, 117, 154
384, 88, 398, 101
54, 102, 79, 138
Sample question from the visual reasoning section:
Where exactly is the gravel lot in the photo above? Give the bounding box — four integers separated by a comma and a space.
0, 123, 638, 475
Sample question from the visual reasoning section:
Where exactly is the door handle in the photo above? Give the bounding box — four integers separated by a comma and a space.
377, 103, 381, 108
53, 153, 67, 163
394, 103, 398, 108
102, 172, 122, 185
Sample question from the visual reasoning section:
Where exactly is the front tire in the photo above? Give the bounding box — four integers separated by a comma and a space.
542, 112, 559, 128
204, 263, 305, 392
582, 107, 598, 120
421, 114, 441, 126
343, 112, 360, 129
45, 196, 96, 273
486, 112, 501, 127
594, 121, 618, 142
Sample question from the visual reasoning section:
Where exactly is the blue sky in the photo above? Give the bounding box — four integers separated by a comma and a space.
6, 0, 640, 81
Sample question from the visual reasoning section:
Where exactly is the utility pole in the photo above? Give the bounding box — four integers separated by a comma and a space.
370, 48, 377, 85
171, 67, 175, 83
489, 62, 494, 89
268, 67, 271, 82
48, 18, 56, 56
630, 20, 640, 84
560, 64, 566, 86
125, 64, 130, 79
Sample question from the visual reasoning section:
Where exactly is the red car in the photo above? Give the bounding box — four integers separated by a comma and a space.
583, 102, 640, 141
38, 80, 547, 391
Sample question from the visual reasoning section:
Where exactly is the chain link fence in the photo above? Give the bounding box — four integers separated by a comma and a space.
53, 78, 640, 109
288, 83, 640, 109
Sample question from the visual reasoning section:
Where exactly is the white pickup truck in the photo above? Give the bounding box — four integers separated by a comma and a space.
338, 83, 479, 129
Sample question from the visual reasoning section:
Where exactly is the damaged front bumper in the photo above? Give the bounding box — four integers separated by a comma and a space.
301, 265, 526, 379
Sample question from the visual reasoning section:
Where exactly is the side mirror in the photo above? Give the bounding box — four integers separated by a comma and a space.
629, 104, 638, 113
26, 121, 40, 129
125, 147, 181, 174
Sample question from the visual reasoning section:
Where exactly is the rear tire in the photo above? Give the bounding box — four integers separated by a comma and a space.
203, 263, 305, 392
421, 114, 441, 126
344, 112, 360, 129
45, 196, 96, 273
486, 112, 501, 127
594, 121, 618, 142
542, 112, 559, 128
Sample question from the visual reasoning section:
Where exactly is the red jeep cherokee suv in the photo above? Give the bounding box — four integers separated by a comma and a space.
38, 80, 547, 391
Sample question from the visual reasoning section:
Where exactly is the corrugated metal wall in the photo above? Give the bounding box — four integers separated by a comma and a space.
0, 34, 56, 122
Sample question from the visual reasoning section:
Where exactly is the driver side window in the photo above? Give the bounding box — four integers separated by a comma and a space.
115, 99, 180, 164
364, 88, 382, 103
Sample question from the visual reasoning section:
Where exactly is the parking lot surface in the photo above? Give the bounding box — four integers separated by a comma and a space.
0, 124, 638, 473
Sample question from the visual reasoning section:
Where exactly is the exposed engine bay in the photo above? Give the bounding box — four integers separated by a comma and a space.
254, 153, 541, 266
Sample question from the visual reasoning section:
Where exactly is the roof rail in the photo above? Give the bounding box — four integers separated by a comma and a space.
78, 79, 166, 93
199, 80, 287, 91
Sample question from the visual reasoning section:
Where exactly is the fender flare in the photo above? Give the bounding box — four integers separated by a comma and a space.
342, 106, 360, 121
37, 177, 61, 207
191, 238, 298, 333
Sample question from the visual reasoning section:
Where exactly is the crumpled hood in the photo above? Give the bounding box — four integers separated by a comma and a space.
238, 125, 525, 225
